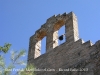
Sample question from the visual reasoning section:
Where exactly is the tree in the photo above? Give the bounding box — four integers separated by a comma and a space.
0, 49, 26, 75
18, 64, 35, 75
0, 43, 11, 53
0, 44, 35, 75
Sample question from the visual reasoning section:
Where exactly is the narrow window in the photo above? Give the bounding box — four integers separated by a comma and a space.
41, 37, 46, 54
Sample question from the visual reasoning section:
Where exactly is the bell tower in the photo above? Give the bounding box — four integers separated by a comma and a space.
28, 12, 79, 60
27, 12, 100, 75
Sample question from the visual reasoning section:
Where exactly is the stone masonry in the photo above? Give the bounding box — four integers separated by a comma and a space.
28, 12, 100, 75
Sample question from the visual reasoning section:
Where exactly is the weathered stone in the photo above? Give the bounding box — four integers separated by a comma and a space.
27, 12, 100, 75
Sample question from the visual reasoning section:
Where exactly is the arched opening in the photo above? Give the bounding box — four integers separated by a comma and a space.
53, 20, 66, 47
58, 25, 65, 45
35, 30, 46, 58
41, 36, 46, 54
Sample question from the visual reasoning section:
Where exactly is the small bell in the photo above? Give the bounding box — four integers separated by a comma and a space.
59, 35, 63, 41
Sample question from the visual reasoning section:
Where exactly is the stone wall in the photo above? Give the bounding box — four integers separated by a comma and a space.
28, 12, 100, 75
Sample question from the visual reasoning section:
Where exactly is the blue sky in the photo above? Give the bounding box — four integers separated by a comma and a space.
0, 0, 100, 65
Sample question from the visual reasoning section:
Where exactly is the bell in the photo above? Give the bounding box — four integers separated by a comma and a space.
59, 35, 63, 41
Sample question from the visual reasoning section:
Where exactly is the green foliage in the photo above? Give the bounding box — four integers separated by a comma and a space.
0, 43, 11, 53
0, 43, 35, 75
18, 64, 35, 75
3, 64, 14, 75
0, 50, 26, 75
0, 56, 5, 69
10, 50, 26, 65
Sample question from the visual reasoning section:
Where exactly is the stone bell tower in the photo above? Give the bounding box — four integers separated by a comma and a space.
28, 12, 79, 59
28, 12, 100, 75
